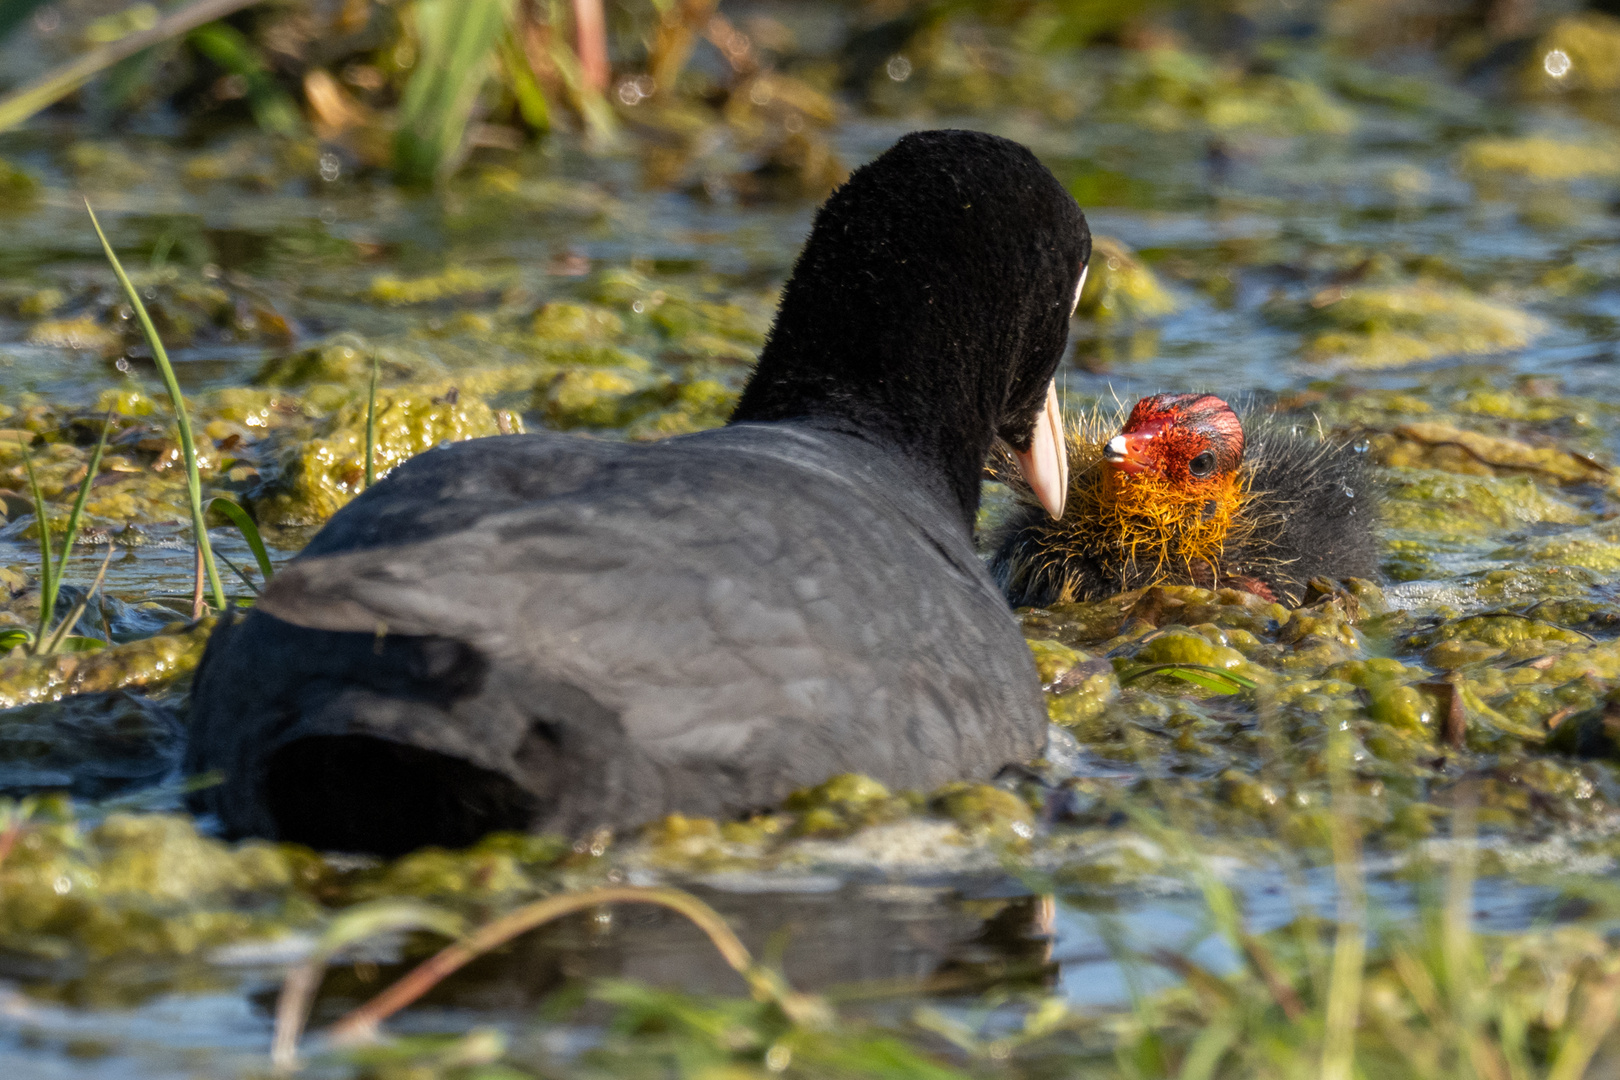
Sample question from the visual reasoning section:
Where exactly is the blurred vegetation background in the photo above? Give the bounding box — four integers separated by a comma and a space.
5, 0, 1620, 192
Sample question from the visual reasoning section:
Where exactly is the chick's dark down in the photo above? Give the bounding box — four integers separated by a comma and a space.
991, 414, 1380, 609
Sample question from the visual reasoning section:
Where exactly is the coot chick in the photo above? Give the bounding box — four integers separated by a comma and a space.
990, 393, 1379, 608
186, 130, 1092, 855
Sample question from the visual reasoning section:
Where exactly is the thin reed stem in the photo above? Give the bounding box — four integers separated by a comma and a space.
40, 544, 115, 654
0, 0, 268, 133
326, 886, 819, 1045
58, 409, 114, 586
86, 201, 225, 612
17, 436, 54, 650
1446, 785, 1495, 1079
1321, 726, 1366, 1080
364, 351, 379, 488
572, 0, 609, 91
191, 545, 205, 620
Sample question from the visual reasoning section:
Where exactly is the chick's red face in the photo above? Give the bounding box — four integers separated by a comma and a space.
1103, 393, 1245, 486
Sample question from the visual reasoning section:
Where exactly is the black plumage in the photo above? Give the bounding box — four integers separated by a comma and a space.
989, 407, 1381, 609
186, 130, 1092, 854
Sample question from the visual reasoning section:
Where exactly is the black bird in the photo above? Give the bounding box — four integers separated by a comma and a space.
989, 393, 1380, 608
186, 130, 1092, 855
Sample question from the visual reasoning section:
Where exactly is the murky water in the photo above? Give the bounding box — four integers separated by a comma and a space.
6, 23, 1620, 1076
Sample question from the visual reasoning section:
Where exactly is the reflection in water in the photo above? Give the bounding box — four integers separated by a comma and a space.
0, 869, 1567, 1077
0, 691, 184, 799
308, 884, 1058, 1027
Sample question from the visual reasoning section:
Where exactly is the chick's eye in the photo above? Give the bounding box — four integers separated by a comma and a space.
1188, 451, 1217, 477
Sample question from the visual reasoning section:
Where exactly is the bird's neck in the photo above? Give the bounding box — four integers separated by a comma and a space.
730, 398, 993, 536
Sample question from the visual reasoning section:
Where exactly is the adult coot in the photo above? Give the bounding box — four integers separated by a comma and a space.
989, 393, 1379, 608
186, 130, 1092, 855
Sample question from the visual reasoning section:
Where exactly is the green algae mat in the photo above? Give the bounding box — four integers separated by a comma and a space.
9, 1, 1620, 1077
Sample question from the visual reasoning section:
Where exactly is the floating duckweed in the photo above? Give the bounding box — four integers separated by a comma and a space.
1046, 674, 1120, 730
253, 385, 510, 525
1425, 638, 1505, 670
17, 287, 62, 317
783, 773, 910, 837
1494, 530, 1620, 573
1460, 135, 1620, 181
0, 158, 39, 207
644, 813, 726, 863
1524, 13, 1620, 95
1326, 657, 1428, 688
26, 317, 121, 353
1380, 421, 1611, 486
628, 379, 740, 440
591, 270, 771, 348
1036, 640, 1120, 729
1217, 769, 1281, 816
1429, 615, 1590, 649
1075, 236, 1176, 322
0, 810, 318, 959
366, 266, 511, 305
590, 268, 659, 307
255, 334, 442, 389
0, 620, 213, 709
1293, 283, 1544, 369
930, 782, 1035, 841
1366, 684, 1435, 733
92, 387, 160, 418
532, 302, 625, 342
1379, 468, 1587, 539
1277, 608, 1360, 652
349, 844, 535, 901
1027, 638, 1086, 685
639, 812, 791, 869
1104, 48, 1355, 135
65, 141, 149, 186
540, 368, 655, 429
1130, 627, 1249, 672
665, 332, 759, 364
651, 299, 769, 348
530, 340, 653, 368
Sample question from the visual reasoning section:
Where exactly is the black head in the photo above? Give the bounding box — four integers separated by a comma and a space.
730, 129, 1091, 529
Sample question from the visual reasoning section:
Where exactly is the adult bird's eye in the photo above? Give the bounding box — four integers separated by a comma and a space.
1188, 451, 1216, 477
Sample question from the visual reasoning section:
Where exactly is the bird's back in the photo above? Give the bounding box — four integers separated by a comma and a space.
186, 423, 1048, 851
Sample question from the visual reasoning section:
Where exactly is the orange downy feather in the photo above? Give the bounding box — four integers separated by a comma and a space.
1084, 465, 1250, 585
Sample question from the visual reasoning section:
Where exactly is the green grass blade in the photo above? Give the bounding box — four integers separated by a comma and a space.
0, 628, 32, 653
1118, 663, 1257, 694
51, 636, 108, 653
0, 0, 266, 133
216, 550, 260, 596
31, 411, 114, 655
186, 22, 302, 136
41, 543, 114, 655
272, 900, 466, 1070
55, 408, 114, 589
207, 497, 273, 583
85, 200, 225, 612
364, 351, 379, 488
393, 0, 515, 185
17, 434, 54, 649
1320, 724, 1367, 1080
498, 30, 550, 134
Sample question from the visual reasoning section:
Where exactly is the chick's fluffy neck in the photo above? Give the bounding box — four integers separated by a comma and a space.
1087, 467, 1250, 587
